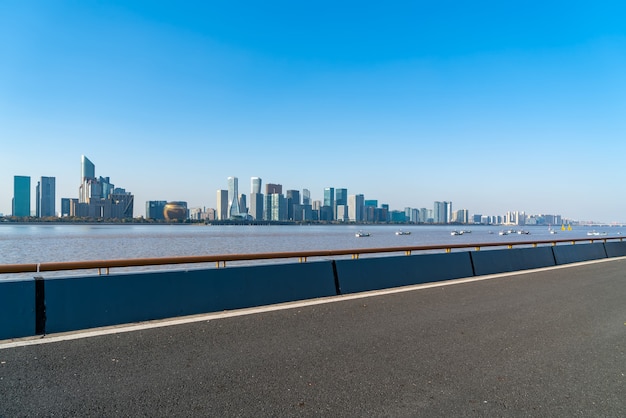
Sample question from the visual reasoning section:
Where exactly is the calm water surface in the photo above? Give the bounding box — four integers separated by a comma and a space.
1, 223, 623, 278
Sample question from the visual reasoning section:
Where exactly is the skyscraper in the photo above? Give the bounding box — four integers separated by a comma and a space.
12, 176, 30, 217
323, 187, 335, 208
36, 176, 56, 217
335, 188, 347, 207
286, 190, 300, 220
250, 192, 264, 220
216, 189, 228, 220
227, 176, 241, 218
75, 156, 134, 218
79, 155, 95, 203
269, 193, 287, 221
302, 189, 311, 205
250, 177, 264, 221
81, 155, 95, 180
433, 201, 448, 223
323, 187, 334, 221
238, 194, 247, 216
61, 198, 72, 217
251, 177, 262, 194
348, 194, 364, 222
335, 188, 347, 221
266, 183, 282, 195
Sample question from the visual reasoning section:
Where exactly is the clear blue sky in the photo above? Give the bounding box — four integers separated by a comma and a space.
1, 1, 625, 222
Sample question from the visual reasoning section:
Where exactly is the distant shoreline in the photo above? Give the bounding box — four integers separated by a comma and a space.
1, 217, 623, 228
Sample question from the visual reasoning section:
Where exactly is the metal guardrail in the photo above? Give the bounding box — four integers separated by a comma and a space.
0, 236, 623, 275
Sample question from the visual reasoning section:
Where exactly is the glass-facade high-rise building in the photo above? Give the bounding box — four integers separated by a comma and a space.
434, 201, 449, 223
61, 198, 77, 217
75, 155, 134, 219
250, 192, 264, 220
348, 194, 364, 222
335, 188, 347, 221
36, 176, 56, 217
251, 177, 262, 194
445, 201, 452, 224
335, 188, 347, 207
216, 189, 228, 220
146, 201, 167, 220
13, 175, 30, 217
227, 177, 241, 218
286, 190, 300, 220
249, 177, 264, 220
79, 155, 96, 203
269, 193, 287, 221
81, 155, 95, 180
323, 187, 334, 221
238, 194, 247, 216
323, 187, 334, 208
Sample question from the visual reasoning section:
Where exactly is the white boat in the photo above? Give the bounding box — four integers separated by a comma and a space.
395, 230, 411, 236
355, 231, 370, 237
498, 230, 509, 236
587, 230, 607, 236
450, 230, 462, 236
517, 230, 530, 235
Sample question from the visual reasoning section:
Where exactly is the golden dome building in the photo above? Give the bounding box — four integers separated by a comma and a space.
163, 201, 188, 222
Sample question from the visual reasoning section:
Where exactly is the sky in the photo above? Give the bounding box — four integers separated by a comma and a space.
1, 1, 625, 222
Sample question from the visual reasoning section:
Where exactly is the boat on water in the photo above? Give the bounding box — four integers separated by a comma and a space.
499, 230, 509, 236
450, 230, 471, 236
517, 230, 530, 235
395, 230, 411, 236
587, 230, 607, 236
355, 231, 370, 237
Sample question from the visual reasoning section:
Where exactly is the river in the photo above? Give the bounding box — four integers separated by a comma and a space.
1, 223, 623, 279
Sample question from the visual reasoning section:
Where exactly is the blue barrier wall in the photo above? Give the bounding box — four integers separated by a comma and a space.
0, 278, 35, 340
44, 261, 337, 334
603, 241, 626, 257
552, 243, 607, 265
4, 240, 626, 340
334, 252, 474, 294
471, 246, 556, 276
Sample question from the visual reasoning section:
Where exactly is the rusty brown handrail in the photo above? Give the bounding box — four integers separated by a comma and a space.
1, 236, 623, 275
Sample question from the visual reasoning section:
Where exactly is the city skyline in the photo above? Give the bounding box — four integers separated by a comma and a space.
2, 3, 625, 222
5, 164, 569, 224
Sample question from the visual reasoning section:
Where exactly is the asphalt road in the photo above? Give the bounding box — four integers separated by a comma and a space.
1, 258, 625, 417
